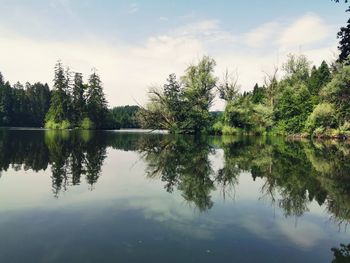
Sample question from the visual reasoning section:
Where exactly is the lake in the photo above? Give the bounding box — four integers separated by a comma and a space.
0, 128, 349, 263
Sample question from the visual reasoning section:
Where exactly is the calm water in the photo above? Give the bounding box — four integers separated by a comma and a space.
0, 129, 349, 263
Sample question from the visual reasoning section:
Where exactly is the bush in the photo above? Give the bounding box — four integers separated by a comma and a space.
80, 117, 95, 130
305, 103, 336, 133
45, 119, 71, 129
212, 121, 223, 135
340, 121, 350, 132
222, 125, 240, 135
61, 120, 71, 129
313, 127, 325, 138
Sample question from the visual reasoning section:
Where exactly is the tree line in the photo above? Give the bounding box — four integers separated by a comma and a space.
0, 62, 141, 129
0, 74, 51, 127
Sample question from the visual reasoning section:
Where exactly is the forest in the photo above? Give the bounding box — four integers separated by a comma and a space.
0, 62, 140, 129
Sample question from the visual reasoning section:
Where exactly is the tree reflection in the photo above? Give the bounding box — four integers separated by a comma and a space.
219, 137, 350, 225
0, 128, 350, 224
139, 135, 215, 211
331, 244, 350, 263
45, 130, 107, 196
139, 134, 350, 224
0, 129, 108, 197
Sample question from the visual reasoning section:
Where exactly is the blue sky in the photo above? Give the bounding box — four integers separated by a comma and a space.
0, 0, 348, 108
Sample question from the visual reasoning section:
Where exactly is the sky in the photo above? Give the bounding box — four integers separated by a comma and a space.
0, 0, 349, 109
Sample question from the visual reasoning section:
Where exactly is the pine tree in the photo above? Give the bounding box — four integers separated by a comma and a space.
337, 18, 350, 63
308, 61, 331, 97
163, 73, 183, 124
0, 81, 13, 126
86, 70, 108, 129
72, 73, 86, 125
0, 72, 4, 86
45, 61, 71, 127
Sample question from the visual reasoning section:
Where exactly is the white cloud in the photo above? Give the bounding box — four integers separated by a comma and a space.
279, 14, 331, 49
243, 22, 280, 48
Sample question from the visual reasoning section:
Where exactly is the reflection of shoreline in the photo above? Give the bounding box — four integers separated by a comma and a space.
139, 135, 350, 226
0, 129, 350, 228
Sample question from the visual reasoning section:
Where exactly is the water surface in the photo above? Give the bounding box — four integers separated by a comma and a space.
0, 129, 349, 262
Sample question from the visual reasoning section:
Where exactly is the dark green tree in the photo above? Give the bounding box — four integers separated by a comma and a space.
337, 18, 350, 63
86, 70, 108, 129
72, 72, 86, 125
308, 61, 331, 104
110, 105, 140, 128
0, 80, 13, 126
251, 83, 267, 104
45, 61, 72, 128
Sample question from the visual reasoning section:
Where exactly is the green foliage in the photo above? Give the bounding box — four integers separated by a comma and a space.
86, 71, 108, 129
282, 53, 311, 84
212, 121, 224, 134
140, 56, 217, 134
308, 61, 332, 104
181, 56, 217, 133
0, 73, 51, 127
45, 61, 71, 124
274, 83, 313, 133
222, 125, 240, 135
45, 119, 71, 129
71, 73, 86, 124
337, 18, 350, 64
321, 65, 350, 123
44, 62, 111, 130
110, 105, 140, 128
251, 83, 267, 104
218, 71, 240, 101
224, 97, 254, 131
80, 117, 95, 130
218, 54, 342, 137
305, 103, 337, 133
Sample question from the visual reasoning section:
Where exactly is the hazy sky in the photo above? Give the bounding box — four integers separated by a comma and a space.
0, 0, 348, 109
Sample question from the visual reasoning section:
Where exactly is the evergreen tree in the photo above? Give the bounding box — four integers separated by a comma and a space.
0, 80, 13, 126
27, 83, 51, 126
251, 83, 267, 104
45, 61, 71, 127
86, 70, 108, 129
72, 73, 86, 125
0, 72, 4, 85
163, 73, 183, 123
337, 18, 350, 64
110, 105, 140, 128
308, 61, 331, 105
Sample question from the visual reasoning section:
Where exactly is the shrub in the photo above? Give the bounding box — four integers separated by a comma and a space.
305, 103, 336, 133
80, 117, 95, 130
340, 121, 350, 132
45, 119, 71, 129
60, 120, 71, 129
212, 121, 223, 135
222, 125, 240, 135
